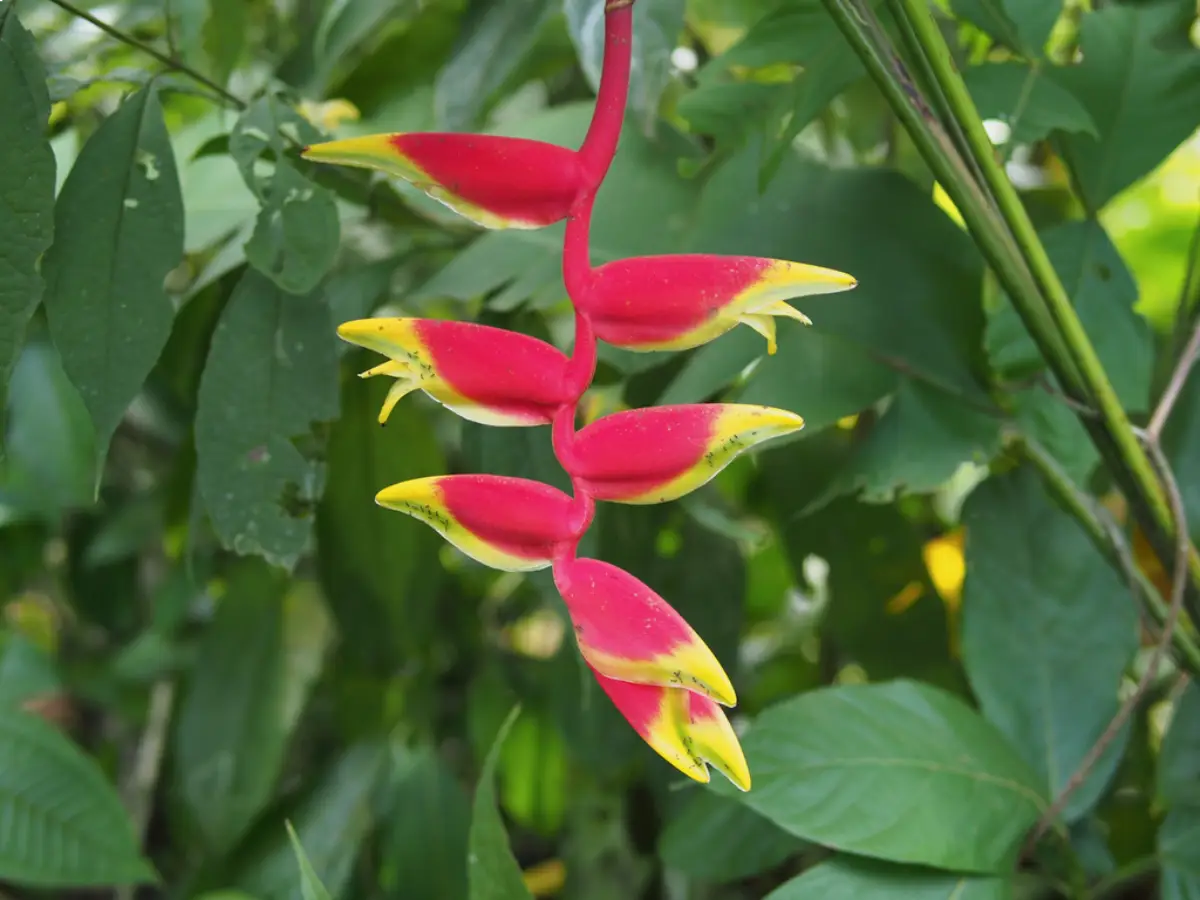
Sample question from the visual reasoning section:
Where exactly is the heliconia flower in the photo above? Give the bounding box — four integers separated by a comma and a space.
592, 669, 751, 791
375, 475, 589, 572
576, 255, 857, 354
567, 403, 805, 504
337, 317, 575, 427
553, 556, 735, 706
301, 133, 585, 230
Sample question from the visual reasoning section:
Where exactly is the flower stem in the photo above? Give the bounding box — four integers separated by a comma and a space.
579, 2, 633, 187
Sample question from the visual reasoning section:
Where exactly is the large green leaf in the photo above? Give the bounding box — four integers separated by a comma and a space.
172, 561, 292, 854
767, 855, 1010, 900
952, 0, 1063, 56
0, 23, 54, 421
670, 147, 986, 431
469, 706, 533, 900
964, 61, 1096, 146
725, 680, 1047, 872
232, 741, 387, 900
0, 2, 50, 126
1160, 683, 1200, 809
659, 791, 804, 883
565, 0, 686, 129
989, 219, 1153, 411
1051, 0, 1200, 211
382, 749, 471, 900
194, 269, 339, 569
41, 82, 184, 477
229, 96, 339, 295
434, 0, 555, 130
961, 469, 1138, 820
0, 708, 155, 887
1160, 805, 1200, 900
316, 367, 444, 664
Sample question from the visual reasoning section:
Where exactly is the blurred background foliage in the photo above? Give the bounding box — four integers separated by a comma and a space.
2, 0, 1200, 898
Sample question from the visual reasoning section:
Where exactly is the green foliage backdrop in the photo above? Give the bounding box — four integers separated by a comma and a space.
1, 0, 1200, 898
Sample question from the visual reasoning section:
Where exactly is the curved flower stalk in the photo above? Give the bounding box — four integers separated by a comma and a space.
313, 0, 857, 790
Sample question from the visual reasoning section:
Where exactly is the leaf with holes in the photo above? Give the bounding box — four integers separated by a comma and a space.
41, 82, 183, 479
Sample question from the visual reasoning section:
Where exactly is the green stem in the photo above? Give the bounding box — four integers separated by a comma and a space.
1021, 437, 1200, 676
894, 0, 1200, 604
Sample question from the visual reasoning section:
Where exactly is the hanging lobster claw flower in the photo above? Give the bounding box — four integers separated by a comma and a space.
338, 318, 575, 427
376, 475, 587, 572
577, 255, 857, 354
553, 556, 735, 706
301, 133, 585, 229
592, 670, 751, 791
569, 403, 805, 504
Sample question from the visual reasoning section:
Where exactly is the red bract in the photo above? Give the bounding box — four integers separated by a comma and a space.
303, 133, 585, 229
376, 475, 589, 572
319, 0, 853, 784
578, 254, 857, 354
566, 403, 804, 504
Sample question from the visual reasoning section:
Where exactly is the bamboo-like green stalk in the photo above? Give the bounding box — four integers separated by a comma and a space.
893, 0, 1200, 590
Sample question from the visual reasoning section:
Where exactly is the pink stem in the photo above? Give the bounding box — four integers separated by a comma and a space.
578, 2, 634, 188
565, 308, 598, 398
563, 195, 594, 300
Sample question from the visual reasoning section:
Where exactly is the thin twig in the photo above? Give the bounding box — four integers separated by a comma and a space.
1148, 321, 1200, 443
1021, 438, 1191, 855
44, 0, 245, 109
118, 680, 175, 900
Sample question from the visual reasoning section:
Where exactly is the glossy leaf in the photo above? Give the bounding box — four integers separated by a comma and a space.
726, 680, 1047, 872
767, 855, 1010, 900
0, 27, 54, 420
172, 561, 291, 854
195, 270, 340, 569
469, 706, 533, 900
0, 708, 155, 886
41, 82, 184, 477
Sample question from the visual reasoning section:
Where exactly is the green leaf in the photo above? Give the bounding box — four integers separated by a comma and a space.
1160, 683, 1200, 809
952, 0, 1062, 57
0, 2, 51, 126
812, 380, 1002, 508
1160, 805, 1200, 900
1051, 0, 1200, 211
41, 82, 184, 477
1164, 366, 1200, 540
172, 561, 292, 854
230, 96, 339, 295
0, 634, 59, 709
659, 791, 804, 883
565, 0, 686, 130
964, 61, 1096, 146
0, 21, 54, 417
232, 741, 387, 900
469, 705, 533, 900
766, 855, 1010, 900
203, 0, 248, 88
962, 468, 1138, 820
286, 822, 333, 900
314, 0, 416, 86
382, 749, 471, 900
727, 680, 1047, 872
989, 219, 1153, 411
434, 0, 555, 130
674, 146, 986, 430
316, 367, 443, 665
1010, 386, 1098, 486
194, 269, 339, 569
0, 707, 155, 887
498, 708, 568, 837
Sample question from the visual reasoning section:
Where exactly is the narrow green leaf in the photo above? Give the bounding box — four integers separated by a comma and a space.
565, 0, 686, 130
172, 561, 291, 854
194, 269, 339, 569
232, 741, 387, 900
964, 61, 1096, 146
0, 708, 155, 887
203, 0, 248, 88
313, 0, 417, 87
42, 82, 184, 478
230, 96, 339, 294
726, 680, 1047, 872
383, 749, 471, 900
435, 0, 554, 129
469, 705, 533, 900
1163, 366, 1200, 539
766, 855, 1011, 900
1051, 0, 1200, 211
0, 36, 54, 421
1160, 684, 1200, 809
659, 791, 804, 883
0, 1, 50, 126
962, 469, 1139, 820
952, 0, 1062, 57
286, 822, 333, 900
